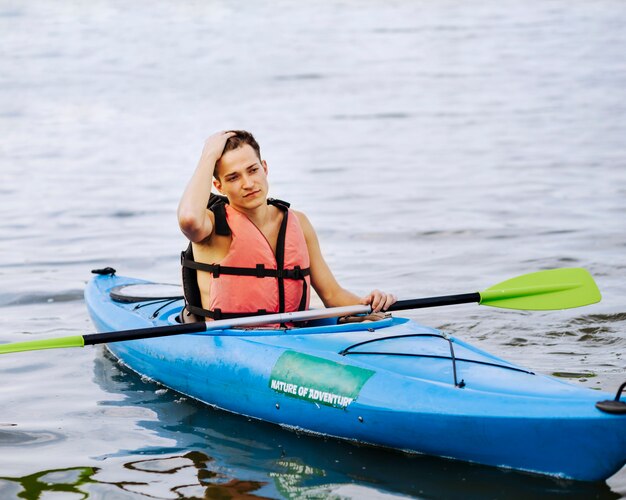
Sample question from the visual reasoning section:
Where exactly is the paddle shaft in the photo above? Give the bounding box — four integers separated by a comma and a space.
389, 293, 480, 312
83, 304, 371, 346
82, 294, 481, 345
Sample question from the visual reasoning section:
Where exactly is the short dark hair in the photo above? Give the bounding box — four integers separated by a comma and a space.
214, 130, 261, 180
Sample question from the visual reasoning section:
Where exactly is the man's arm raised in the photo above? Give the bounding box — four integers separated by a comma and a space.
178, 131, 235, 243
295, 211, 396, 312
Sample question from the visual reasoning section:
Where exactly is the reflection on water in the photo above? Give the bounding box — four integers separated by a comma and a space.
0, 446, 619, 500
0, 467, 96, 500
0, 453, 269, 499
123, 452, 268, 499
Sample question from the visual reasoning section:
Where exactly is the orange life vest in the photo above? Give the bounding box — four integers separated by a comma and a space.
181, 196, 311, 322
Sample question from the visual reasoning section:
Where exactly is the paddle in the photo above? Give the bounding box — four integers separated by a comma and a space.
391, 267, 601, 312
0, 267, 600, 355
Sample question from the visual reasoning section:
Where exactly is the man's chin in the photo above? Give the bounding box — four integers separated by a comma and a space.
236, 194, 266, 209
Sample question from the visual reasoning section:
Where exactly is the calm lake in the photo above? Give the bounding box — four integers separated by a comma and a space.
1, 0, 625, 498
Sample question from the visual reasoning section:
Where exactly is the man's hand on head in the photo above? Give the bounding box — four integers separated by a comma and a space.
201, 130, 236, 162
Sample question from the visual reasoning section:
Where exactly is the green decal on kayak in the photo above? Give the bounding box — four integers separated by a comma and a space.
269, 351, 374, 408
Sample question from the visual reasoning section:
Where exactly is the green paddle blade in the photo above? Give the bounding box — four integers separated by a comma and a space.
479, 268, 601, 310
0, 335, 84, 355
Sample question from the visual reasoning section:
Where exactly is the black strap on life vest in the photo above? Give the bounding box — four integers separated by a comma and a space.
180, 195, 310, 321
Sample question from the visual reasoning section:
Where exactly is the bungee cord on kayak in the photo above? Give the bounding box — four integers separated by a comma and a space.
339, 332, 537, 389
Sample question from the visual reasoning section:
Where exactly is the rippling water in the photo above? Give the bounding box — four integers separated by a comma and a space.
1, 0, 625, 497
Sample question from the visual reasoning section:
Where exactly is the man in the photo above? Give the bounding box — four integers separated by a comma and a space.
177, 130, 396, 324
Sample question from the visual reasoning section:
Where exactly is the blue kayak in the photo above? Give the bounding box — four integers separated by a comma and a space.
85, 273, 626, 482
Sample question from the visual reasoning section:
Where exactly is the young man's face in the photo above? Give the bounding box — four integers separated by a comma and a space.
213, 144, 268, 209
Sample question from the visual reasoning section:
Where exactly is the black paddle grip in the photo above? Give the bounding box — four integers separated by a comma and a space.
389, 292, 480, 312
84, 321, 206, 346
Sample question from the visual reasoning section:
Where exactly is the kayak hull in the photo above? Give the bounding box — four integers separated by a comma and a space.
85, 274, 626, 482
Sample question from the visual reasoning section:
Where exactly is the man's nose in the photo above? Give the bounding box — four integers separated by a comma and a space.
242, 175, 254, 188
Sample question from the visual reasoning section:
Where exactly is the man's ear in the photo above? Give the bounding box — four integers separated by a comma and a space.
262, 159, 268, 174
213, 178, 223, 193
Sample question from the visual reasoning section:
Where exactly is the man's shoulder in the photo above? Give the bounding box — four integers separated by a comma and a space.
289, 209, 316, 237
289, 207, 307, 222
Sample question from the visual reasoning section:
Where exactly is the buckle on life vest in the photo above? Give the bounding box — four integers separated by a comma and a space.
256, 264, 266, 278
281, 266, 304, 279
212, 264, 221, 278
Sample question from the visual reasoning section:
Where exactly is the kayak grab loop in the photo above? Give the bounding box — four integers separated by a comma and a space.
596, 381, 626, 415
339, 333, 534, 388
91, 267, 116, 276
